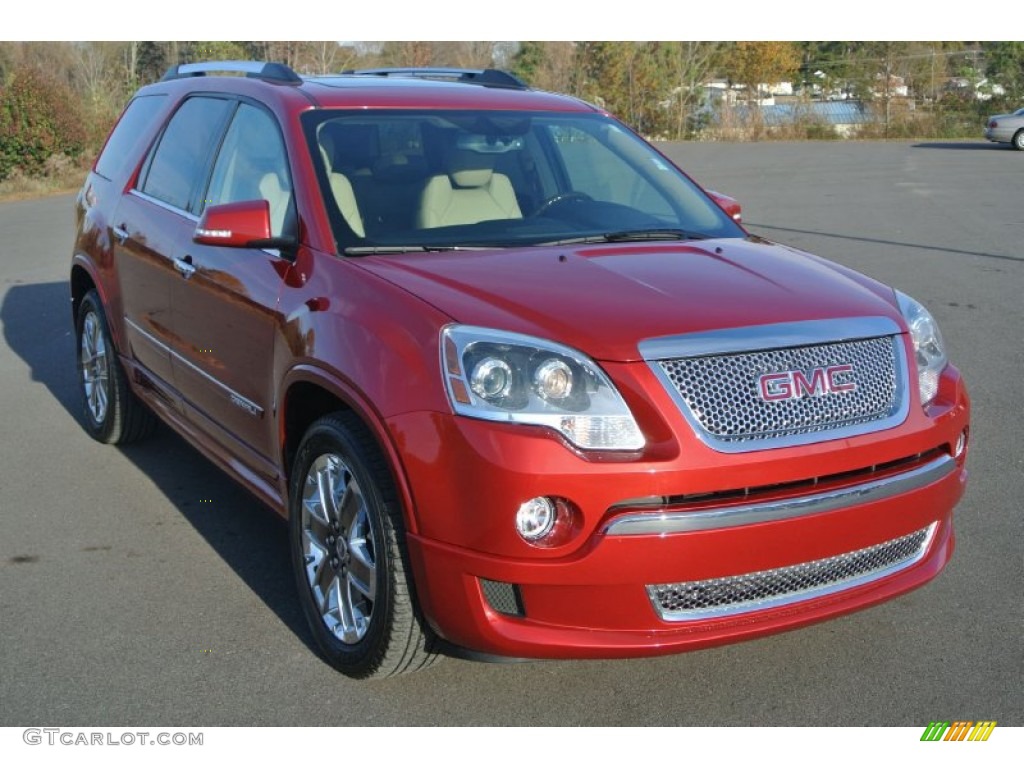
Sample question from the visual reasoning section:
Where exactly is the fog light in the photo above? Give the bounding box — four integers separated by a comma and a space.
516, 497, 557, 541
954, 429, 968, 458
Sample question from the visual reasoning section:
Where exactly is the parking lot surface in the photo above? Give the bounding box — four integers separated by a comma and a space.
1, 139, 1020, 726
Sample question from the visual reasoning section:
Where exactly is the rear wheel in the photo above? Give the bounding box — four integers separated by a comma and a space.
289, 412, 438, 678
1013, 130, 1024, 151
75, 290, 156, 444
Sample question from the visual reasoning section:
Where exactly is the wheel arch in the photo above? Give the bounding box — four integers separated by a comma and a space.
279, 365, 422, 536
70, 258, 123, 349
70, 260, 99, 323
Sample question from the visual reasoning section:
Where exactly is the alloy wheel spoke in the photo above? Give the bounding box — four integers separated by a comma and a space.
323, 574, 343, 623
303, 528, 328, 584
336, 480, 362, 532
346, 542, 376, 601
316, 459, 341, 525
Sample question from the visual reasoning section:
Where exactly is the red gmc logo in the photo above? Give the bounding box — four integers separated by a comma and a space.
758, 364, 857, 402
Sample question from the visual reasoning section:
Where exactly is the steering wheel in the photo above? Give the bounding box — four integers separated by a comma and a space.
532, 191, 593, 217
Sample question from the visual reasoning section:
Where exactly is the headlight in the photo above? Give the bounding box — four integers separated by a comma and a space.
896, 291, 948, 405
441, 325, 645, 451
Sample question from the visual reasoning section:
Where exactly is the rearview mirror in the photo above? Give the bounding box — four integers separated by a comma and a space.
707, 190, 742, 223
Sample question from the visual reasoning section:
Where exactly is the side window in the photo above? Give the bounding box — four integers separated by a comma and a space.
139, 97, 232, 212
203, 104, 293, 237
95, 95, 167, 181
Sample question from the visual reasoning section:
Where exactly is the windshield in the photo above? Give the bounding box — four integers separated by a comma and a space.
302, 110, 745, 252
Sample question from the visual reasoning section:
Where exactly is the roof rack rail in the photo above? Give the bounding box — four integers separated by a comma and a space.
161, 61, 301, 84
341, 67, 528, 90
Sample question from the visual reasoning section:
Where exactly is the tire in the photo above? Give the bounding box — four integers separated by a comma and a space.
1013, 130, 1024, 151
75, 290, 157, 444
289, 412, 438, 678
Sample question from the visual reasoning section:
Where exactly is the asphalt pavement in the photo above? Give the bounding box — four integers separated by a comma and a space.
0, 139, 1020, 726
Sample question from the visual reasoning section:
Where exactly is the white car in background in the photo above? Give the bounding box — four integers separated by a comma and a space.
984, 107, 1024, 149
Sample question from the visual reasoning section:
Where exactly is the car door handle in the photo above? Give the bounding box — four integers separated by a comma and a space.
173, 256, 197, 280
112, 225, 130, 245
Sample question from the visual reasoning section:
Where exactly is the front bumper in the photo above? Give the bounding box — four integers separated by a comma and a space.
390, 366, 969, 659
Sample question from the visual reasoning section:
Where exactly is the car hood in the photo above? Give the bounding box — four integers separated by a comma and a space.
354, 238, 903, 362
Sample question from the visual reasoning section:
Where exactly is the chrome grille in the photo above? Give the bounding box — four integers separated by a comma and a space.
655, 335, 902, 447
648, 524, 934, 621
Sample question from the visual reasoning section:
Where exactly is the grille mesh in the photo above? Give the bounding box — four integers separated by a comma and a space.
657, 336, 899, 443
648, 525, 932, 620
480, 578, 524, 617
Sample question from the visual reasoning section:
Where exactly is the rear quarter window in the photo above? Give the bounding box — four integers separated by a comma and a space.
94, 95, 168, 182
138, 96, 233, 212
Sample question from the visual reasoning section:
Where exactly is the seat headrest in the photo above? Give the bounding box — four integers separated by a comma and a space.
447, 149, 494, 188
319, 122, 380, 173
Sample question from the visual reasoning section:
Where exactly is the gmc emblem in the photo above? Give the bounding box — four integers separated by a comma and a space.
758, 364, 856, 402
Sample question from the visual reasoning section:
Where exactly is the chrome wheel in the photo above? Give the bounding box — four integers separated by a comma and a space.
300, 453, 377, 645
289, 412, 438, 677
80, 310, 109, 424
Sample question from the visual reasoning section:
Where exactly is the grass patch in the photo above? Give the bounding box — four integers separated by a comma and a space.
0, 153, 88, 202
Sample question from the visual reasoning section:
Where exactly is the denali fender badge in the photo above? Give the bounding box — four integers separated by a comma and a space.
758, 364, 856, 402
229, 393, 263, 417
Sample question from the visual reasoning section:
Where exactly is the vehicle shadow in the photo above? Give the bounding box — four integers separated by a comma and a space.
1, 280, 319, 657
911, 141, 1008, 151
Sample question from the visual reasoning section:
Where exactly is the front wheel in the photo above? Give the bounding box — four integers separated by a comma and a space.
289, 412, 438, 678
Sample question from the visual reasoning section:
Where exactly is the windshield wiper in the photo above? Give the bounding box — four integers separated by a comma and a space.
343, 245, 484, 256
536, 228, 708, 246
605, 228, 709, 242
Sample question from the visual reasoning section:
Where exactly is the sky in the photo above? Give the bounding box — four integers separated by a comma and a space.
5, 1, 1004, 43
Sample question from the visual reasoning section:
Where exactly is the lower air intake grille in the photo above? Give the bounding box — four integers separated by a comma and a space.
480, 578, 525, 617
648, 524, 935, 621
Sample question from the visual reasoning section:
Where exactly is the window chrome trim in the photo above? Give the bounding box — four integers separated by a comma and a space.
604, 453, 956, 536
128, 188, 201, 221
124, 317, 263, 417
640, 317, 910, 453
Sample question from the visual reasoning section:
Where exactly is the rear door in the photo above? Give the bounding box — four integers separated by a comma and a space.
115, 95, 234, 394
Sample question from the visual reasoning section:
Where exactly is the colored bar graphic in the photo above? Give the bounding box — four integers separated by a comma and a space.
920, 720, 996, 742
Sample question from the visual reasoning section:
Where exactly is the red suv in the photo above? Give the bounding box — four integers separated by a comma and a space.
72, 62, 970, 678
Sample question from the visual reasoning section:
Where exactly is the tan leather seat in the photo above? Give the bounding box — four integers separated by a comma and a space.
258, 172, 292, 238
417, 149, 521, 229
317, 125, 365, 238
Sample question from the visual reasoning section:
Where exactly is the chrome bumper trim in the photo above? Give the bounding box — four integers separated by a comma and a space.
604, 453, 956, 536
637, 316, 903, 360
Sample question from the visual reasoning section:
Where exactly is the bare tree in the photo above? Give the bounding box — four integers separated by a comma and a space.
668, 42, 724, 139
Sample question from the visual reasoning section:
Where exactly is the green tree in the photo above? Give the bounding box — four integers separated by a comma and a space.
665, 41, 724, 139
985, 41, 1024, 101
574, 42, 676, 136
136, 42, 169, 86
0, 66, 87, 179
508, 42, 576, 93
511, 41, 545, 85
